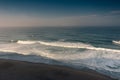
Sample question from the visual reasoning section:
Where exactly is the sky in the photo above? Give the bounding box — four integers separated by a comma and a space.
0, 0, 120, 27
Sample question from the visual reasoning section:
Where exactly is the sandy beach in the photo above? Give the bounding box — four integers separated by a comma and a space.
0, 59, 115, 80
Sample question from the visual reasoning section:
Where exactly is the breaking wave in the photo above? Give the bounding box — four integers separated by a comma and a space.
17, 40, 120, 53
17, 40, 36, 44
113, 40, 120, 45
0, 40, 120, 79
17, 40, 93, 47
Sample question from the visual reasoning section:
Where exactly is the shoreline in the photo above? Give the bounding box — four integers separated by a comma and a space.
0, 59, 116, 80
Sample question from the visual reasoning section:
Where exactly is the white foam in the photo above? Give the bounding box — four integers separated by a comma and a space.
113, 40, 120, 45
17, 40, 120, 53
38, 41, 93, 48
17, 40, 36, 44
39, 41, 120, 53
0, 40, 120, 77
86, 47, 120, 53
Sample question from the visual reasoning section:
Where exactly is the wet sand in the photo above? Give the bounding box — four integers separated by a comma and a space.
0, 59, 115, 80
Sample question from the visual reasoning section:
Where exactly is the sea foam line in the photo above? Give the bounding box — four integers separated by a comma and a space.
17, 40, 120, 53
113, 40, 120, 45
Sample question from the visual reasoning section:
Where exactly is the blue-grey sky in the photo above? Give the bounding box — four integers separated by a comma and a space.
0, 0, 120, 27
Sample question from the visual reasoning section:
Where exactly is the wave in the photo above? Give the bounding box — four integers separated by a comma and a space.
0, 40, 120, 79
113, 40, 120, 45
17, 40, 36, 44
17, 40, 120, 53
17, 40, 93, 48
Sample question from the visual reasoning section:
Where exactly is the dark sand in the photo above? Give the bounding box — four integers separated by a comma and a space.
0, 59, 115, 80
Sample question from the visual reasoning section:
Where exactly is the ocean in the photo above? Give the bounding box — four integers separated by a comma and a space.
0, 27, 120, 79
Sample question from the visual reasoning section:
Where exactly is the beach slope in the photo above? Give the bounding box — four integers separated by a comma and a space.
0, 59, 115, 80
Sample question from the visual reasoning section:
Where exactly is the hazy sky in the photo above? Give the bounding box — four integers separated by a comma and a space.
0, 0, 120, 27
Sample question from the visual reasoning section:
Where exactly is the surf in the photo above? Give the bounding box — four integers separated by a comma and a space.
0, 39, 120, 79
17, 40, 37, 44
16, 40, 120, 53
113, 40, 120, 45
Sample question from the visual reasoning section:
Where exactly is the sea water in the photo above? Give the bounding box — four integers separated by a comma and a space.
0, 27, 120, 79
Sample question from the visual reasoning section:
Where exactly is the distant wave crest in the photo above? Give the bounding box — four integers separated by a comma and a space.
17, 40, 36, 44
17, 40, 120, 53
17, 40, 93, 48
113, 40, 120, 45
